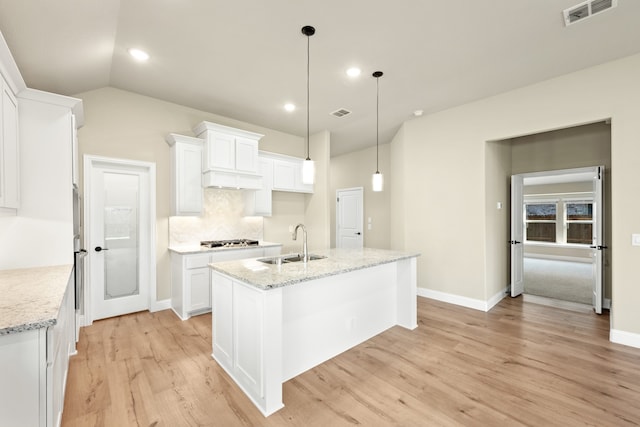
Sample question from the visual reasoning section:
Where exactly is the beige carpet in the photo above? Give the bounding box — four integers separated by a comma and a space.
523, 257, 593, 305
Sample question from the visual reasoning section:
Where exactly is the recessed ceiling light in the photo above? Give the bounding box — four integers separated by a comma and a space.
128, 48, 150, 61
413, 110, 424, 117
284, 103, 296, 112
346, 67, 361, 77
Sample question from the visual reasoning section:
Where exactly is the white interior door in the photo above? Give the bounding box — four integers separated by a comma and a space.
510, 175, 524, 297
591, 166, 605, 314
86, 157, 153, 321
336, 188, 363, 249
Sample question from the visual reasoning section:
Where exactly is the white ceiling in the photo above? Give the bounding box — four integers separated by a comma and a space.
1, 0, 639, 156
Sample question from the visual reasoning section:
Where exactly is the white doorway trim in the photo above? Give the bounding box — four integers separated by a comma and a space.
83, 155, 157, 325
510, 166, 605, 313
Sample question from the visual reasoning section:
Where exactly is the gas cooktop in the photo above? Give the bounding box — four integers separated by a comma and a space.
200, 239, 260, 248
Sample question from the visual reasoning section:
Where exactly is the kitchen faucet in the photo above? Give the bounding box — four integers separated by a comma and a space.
292, 223, 309, 262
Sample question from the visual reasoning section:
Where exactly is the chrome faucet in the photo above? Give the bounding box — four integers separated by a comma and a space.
292, 223, 309, 262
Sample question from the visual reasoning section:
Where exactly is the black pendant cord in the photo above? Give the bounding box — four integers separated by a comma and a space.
302, 26, 315, 161
306, 32, 310, 161
376, 75, 379, 173
373, 71, 383, 173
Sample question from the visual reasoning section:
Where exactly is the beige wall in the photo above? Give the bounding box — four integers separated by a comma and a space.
392, 52, 640, 336
304, 131, 331, 251
76, 87, 312, 301
330, 143, 391, 249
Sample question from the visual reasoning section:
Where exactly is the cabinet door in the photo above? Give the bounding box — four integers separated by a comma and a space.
272, 160, 296, 191
187, 267, 211, 313
206, 132, 235, 170
212, 273, 234, 367
175, 142, 203, 215
235, 137, 258, 173
233, 283, 264, 398
244, 158, 273, 216
1, 77, 19, 209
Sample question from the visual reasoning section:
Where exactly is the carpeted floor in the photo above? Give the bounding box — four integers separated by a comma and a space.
523, 257, 593, 305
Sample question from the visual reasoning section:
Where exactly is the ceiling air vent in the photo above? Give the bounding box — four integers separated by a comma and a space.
563, 0, 617, 26
330, 108, 351, 118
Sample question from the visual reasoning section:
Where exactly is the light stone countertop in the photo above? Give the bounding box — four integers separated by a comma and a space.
0, 265, 73, 335
168, 241, 283, 255
209, 247, 420, 290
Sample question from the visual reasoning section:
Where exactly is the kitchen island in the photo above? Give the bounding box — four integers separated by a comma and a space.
209, 247, 419, 416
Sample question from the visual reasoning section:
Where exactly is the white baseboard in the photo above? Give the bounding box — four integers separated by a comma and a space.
603, 298, 611, 310
610, 329, 640, 349
150, 298, 171, 312
417, 287, 507, 312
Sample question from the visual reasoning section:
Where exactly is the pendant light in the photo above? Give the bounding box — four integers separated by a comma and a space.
372, 71, 384, 192
301, 25, 315, 185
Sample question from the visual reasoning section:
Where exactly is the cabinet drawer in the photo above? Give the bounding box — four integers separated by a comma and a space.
185, 254, 210, 269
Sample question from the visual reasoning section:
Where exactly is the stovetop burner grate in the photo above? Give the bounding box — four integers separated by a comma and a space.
200, 239, 260, 248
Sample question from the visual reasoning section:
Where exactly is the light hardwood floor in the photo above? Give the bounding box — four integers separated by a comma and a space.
62, 297, 640, 426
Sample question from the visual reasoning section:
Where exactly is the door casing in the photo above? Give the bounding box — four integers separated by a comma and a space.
83, 155, 157, 325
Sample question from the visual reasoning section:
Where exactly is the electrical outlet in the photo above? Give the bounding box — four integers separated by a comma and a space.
632, 234, 640, 246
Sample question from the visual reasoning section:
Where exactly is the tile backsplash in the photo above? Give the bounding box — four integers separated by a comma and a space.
169, 188, 263, 246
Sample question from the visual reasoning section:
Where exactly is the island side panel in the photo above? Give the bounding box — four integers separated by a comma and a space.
281, 263, 398, 382
396, 257, 418, 330
211, 271, 284, 416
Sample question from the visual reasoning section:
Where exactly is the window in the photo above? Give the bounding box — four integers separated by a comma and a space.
523, 197, 594, 246
566, 202, 593, 245
525, 203, 557, 243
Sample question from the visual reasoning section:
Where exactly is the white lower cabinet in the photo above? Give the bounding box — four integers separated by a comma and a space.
0, 273, 75, 427
171, 246, 281, 320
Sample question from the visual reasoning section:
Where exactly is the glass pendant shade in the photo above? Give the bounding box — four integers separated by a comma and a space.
302, 159, 315, 184
372, 171, 384, 192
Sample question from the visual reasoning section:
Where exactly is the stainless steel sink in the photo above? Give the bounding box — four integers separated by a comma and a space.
257, 254, 326, 265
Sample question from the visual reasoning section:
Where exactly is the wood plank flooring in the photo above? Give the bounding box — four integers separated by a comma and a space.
62, 297, 640, 426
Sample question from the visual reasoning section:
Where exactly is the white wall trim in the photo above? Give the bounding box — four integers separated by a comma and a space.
610, 329, 640, 349
417, 287, 505, 312
604, 298, 611, 310
151, 299, 171, 312
487, 287, 509, 311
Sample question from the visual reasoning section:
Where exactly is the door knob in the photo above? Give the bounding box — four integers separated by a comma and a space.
95, 246, 109, 252
355, 232, 362, 235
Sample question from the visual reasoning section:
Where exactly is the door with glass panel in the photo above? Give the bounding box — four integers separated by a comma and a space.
88, 159, 151, 320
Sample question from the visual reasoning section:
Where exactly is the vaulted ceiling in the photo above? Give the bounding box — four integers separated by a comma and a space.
1, 0, 639, 156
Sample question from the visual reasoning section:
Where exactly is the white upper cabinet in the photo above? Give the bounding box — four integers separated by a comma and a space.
263, 151, 313, 194
166, 133, 204, 216
0, 74, 19, 210
193, 121, 263, 190
244, 157, 273, 217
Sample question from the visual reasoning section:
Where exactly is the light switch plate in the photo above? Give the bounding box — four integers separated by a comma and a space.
632, 234, 640, 246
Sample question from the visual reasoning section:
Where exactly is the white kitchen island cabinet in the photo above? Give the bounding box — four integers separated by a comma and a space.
169, 243, 282, 320
0, 265, 76, 427
210, 248, 419, 416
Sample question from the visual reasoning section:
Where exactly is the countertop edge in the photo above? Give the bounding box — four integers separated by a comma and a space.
0, 264, 72, 336
210, 250, 420, 290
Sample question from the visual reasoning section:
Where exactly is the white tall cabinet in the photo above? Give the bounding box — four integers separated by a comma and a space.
0, 73, 19, 210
